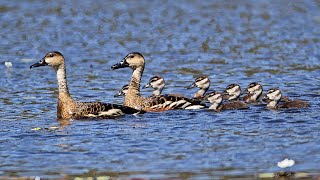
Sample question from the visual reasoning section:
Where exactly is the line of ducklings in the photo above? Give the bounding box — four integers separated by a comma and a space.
114, 75, 309, 112
30, 51, 309, 120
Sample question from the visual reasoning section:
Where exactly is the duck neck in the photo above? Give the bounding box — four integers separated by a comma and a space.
127, 66, 144, 96
267, 100, 278, 109
194, 88, 207, 98
55, 64, 73, 119
230, 94, 239, 100
56, 64, 70, 95
152, 89, 160, 96
209, 102, 221, 111
252, 91, 262, 101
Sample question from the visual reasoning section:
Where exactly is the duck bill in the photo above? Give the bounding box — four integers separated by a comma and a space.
186, 82, 196, 89
242, 89, 249, 95
262, 96, 271, 103
111, 59, 129, 70
143, 83, 150, 89
30, 58, 47, 69
114, 92, 124, 97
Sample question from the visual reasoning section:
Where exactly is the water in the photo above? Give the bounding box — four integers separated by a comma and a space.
0, 0, 320, 179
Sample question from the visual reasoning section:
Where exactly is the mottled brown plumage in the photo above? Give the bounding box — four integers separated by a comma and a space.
111, 52, 206, 111
30, 51, 141, 120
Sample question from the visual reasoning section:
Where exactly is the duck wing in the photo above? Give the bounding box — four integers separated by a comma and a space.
278, 100, 309, 109
222, 101, 249, 110
143, 94, 206, 112
73, 102, 142, 119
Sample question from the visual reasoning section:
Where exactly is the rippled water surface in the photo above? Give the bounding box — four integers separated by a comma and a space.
1, 0, 320, 179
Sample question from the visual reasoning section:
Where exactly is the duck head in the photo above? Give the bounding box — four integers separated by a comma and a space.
187, 76, 210, 89
223, 83, 241, 100
30, 51, 64, 70
111, 52, 145, 70
262, 88, 282, 103
243, 82, 263, 95
143, 76, 165, 90
205, 91, 222, 104
114, 84, 129, 97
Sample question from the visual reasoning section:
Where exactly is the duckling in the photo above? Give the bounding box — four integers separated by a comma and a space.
143, 75, 165, 96
111, 52, 206, 111
222, 83, 241, 101
243, 82, 291, 103
30, 51, 141, 120
262, 88, 309, 109
206, 91, 248, 112
187, 76, 210, 99
242, 82, 263, 103
114, 84, 129, 97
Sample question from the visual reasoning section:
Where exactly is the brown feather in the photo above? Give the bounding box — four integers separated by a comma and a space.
221, 101, 249, 110
278, 100, 309, 109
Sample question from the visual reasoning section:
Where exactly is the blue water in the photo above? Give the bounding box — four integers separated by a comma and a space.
0, 0, 320, 179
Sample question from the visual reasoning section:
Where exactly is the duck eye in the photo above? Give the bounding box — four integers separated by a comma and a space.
129, 55, 134, 58
49, 53, 54, 57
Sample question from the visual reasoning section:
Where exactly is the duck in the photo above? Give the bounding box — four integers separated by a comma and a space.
187, 76, 210, 99
242, 82, 263, 103
243, 82, 291, 103
206, 91, 248, 112
30, 51, 141, 120
114, 84, 129, 97
142, 75, 165, 96
222, 83, 241, 101
111, 52, 206, 111
262, 88, 309, 109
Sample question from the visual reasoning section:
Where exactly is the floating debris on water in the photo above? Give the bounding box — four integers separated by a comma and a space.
277, 158, 295, 168
4, 61, 12, 68
31, 126, 59, 131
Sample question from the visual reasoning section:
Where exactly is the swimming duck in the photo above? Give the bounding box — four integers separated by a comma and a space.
243, 82, 291, 103
187, 76, 210, 99
206, 91, 248, 112
111, 52, 206, 111
222, 83, 241, 101
30, 51, 141, 120
143, 75, 165, 96
262, 88, 309, 109
114, 84, 129, 97
242, 82, 263, 103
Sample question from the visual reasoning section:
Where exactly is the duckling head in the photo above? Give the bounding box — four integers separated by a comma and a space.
143, 76, 165, 90
187, 76, 210, 90
114, 84, 129, 97
30, 51, 64, 70
205, 91, 222, 104
263, 88, 282, 103
112, 52, 144, 70
244, 82, 263, 95
223, 83, 241, 100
